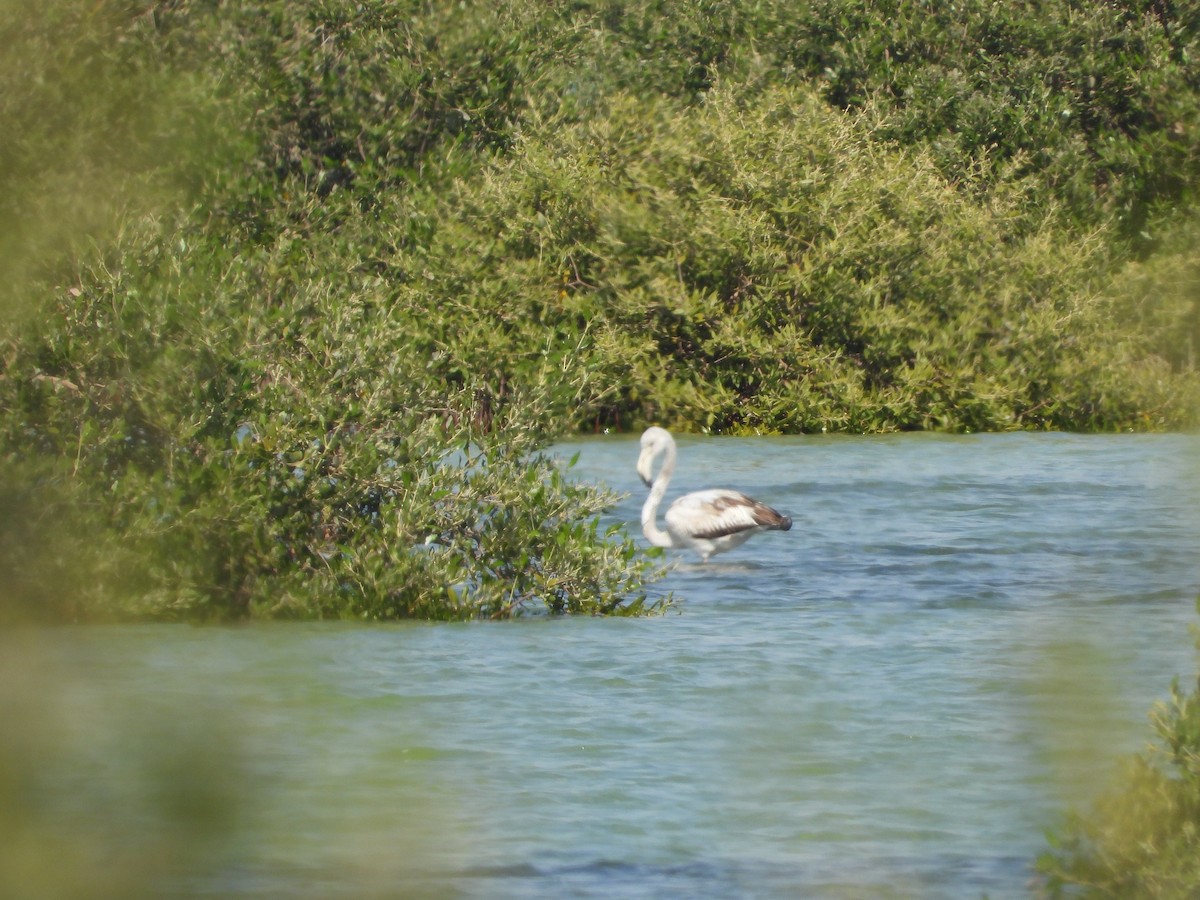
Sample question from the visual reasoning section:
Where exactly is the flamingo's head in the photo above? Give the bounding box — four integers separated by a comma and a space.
637, 426, 673, 487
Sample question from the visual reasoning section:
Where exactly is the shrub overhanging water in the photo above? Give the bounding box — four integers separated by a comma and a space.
1, 0, 1198, 622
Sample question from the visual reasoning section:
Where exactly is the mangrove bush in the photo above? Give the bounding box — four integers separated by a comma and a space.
2, 0, 1199, 619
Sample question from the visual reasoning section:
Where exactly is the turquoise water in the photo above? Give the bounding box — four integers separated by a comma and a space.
6, 433, 1199, 898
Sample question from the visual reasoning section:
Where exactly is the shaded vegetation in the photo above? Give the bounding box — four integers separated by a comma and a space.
1, 0, 1199, 620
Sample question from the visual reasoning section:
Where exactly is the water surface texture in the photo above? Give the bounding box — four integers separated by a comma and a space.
10, 433, 1200, 898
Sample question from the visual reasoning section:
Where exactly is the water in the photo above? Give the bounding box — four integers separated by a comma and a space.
5, 433, 1199, 898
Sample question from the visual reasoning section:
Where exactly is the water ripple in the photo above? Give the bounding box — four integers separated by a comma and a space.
14, 433, 1199, 900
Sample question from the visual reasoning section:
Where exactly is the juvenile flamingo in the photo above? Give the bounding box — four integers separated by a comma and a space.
636, 426, 792, 562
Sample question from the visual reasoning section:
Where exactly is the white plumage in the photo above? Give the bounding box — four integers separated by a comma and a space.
636, 426, 792, 562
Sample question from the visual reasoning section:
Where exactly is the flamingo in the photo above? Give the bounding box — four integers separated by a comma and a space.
636, 426, 792, 562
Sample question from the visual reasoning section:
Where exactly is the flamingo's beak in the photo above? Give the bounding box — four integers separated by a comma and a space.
636, 447, 655, 488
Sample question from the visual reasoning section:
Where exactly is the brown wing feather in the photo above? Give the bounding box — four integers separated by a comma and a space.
668, 490, 792, 540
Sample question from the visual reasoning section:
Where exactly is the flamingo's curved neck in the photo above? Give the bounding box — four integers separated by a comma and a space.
641, 440, 678, 549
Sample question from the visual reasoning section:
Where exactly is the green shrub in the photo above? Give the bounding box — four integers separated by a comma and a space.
170, 0, 1200, 238
0, 0, 248, 316
2, 0, 1199, 621
0, 0, 675, 622
439, 85, 1196, 431
0, 202, 666, 620
1038, 604, 1200, 898
153, 0, 1200, 435
734, 0, 1200, 239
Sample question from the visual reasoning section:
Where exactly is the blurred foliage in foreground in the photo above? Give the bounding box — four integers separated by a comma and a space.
1038, 603, 1200, 899
1, 0, 1199, 619
0, 632, 240, 899
0, 629, 460, 898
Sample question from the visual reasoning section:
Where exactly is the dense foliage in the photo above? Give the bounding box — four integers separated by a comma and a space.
2, 0, 1199, 620
1038, 607, 1200, 899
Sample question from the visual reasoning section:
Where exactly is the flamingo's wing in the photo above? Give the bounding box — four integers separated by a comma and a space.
665, 489, 791, 540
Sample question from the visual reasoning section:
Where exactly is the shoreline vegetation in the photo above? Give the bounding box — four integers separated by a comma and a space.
1, 0, 1197, 624
1, 2, 1198, 894
1, 0, 1198, 618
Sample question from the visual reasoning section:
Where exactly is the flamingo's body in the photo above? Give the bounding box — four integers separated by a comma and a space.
636, 426, 792, 562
